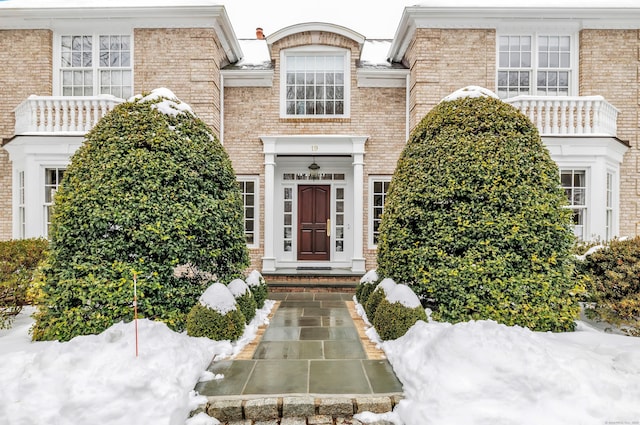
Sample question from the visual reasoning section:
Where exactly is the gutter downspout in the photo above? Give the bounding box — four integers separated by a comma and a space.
220, 73, 224, 145
405, 73, 410, 142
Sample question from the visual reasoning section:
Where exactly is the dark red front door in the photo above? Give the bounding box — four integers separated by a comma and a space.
298, 185, 330, 261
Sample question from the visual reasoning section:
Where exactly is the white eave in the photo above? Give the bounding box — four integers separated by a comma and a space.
357, 68, 409, 88
222, 69, 274, 87
0, 2, 243, 63
389, 4, 640, 63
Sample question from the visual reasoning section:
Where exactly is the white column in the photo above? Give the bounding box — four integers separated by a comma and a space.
589, 161, 607, 241
351, 138, 367, 273
262, 152, 276, 272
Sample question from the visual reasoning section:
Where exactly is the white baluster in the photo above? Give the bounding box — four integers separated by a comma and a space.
92, 99, 99, 127
584, 100, 593, 134
544, 100, 552, 135
592, 100, 602, 134
69, 99, 77, 131
53, 99, 61, 132
568, 100, 576, 135
559, 100, 567, 135
84, 100, 92, 131
576, 101, 584, 134
61, 99, 69, 132
536, 100, 543, 134
45, 99, 53, 132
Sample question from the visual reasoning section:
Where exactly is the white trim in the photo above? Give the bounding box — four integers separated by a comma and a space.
495, 31, 579, 98
53, 31, 135, 97
368, 175, 393, 250
260, 135, 368, 274
279, 46, 351, 119
356, 68, 409, 88
267, 22, 365, 48
222, 69, 274, 87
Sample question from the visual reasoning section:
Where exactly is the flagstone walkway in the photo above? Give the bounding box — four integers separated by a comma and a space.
195, 292, 403, 398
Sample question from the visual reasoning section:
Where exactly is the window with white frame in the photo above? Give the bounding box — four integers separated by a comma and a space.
281, 48, 349, 117
497, 34, 573, 98
59, 34, 132, 98
44, 168, 66, 237
606, 172, 613, 241
560, 169, 586, 240
237, 177, 259, 247
369, 177, 391, 247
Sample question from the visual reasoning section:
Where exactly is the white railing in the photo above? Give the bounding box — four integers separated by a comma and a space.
13, 95, 124, 135
505, 95, 619, 137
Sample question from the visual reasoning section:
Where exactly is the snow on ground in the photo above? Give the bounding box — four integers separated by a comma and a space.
353, 297, 640, 425
0, 301, 274, 425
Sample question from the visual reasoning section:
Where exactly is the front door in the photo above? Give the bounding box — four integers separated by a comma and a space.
297, 185, 330, 261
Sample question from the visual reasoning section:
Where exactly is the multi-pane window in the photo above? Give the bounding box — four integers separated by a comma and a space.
284, 54, 346, 116
498, 35, 571, 98
60, 34, 132, 98
335, 187, 345, 253
283, 187, 293, 252
237, 178, 258, 246
44, 168, 66, 237
370, 178, 391, 246
560, 169, 586, 240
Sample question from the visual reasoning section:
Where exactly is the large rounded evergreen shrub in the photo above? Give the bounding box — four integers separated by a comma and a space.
186, 282, 246, 341
32, 88, 249, 341
373, 284, 427, 341
377, 87, 579, 332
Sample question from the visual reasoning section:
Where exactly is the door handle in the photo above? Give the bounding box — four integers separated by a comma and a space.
326, 219, 331, 237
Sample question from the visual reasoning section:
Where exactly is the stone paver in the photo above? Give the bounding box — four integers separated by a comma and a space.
196, 292, 403, 424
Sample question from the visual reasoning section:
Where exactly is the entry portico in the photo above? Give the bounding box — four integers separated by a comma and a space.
261, 135, 367, 274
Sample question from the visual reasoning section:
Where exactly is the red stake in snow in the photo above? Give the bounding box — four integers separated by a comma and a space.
133, 271, 139, 358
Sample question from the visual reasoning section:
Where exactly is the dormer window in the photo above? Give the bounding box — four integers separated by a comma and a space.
281, 47, 350, 118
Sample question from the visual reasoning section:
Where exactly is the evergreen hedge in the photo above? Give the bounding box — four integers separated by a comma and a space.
32, 89, 249, 341
376, 91, 580, 332
578, 237, 640, 336
185, 303, 246, 341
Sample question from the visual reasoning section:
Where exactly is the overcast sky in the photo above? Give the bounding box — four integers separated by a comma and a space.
223, 0, 413, 40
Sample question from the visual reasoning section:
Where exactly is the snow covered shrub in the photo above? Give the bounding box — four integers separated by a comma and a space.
355, 269, 379, 306
376, 87, 579, 332
246, 270, 268, 309
373, 284, 427, 340
32, 88, 249, 341
578, 237, 640, 336
186, 282, 246, 341
228, 278, 257, 324
364, 278, 397, 319
0, 239, 48, 329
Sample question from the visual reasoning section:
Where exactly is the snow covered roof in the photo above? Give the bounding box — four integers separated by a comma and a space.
0, 0, 223, 8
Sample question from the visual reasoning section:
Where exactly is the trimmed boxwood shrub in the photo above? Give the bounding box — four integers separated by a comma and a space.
364, 278, 396, 319
246, 270, 268, 309
0, 238, 48, 329
373, 297, 428, 341
377, 88, 580, 332
32, 88, 249, 341
186, 303, 246, 341
228, 278, 257, 324
355, 269, 379, 306
579, 237, 640, 336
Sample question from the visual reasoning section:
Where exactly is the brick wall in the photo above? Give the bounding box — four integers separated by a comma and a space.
0, 29, 53, 240
405, 29, 496, 130
223, 31, 406, 271
134, 28, 225, 134
579, 29, 640, 237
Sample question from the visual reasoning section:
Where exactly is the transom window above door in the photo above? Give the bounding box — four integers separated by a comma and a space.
57, 34, 133, 99
497, 34, 574, 99
280, 47, 350, 118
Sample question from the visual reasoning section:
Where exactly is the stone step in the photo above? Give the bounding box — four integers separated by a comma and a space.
192, 394, 402, 425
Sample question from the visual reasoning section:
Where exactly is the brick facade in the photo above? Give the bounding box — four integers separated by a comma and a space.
579, 29, 640, 237
405, 29, 496, 131
0, 29, 52, 240
223, 31, 406, 270
134, 28, 225, 134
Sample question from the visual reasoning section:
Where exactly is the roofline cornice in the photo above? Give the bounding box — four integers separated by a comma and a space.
267, 22, 365, 50
389, 5, 640, 62
0, 4, 243, 63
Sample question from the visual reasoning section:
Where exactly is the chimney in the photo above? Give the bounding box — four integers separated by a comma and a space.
256, 27, 265, 40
